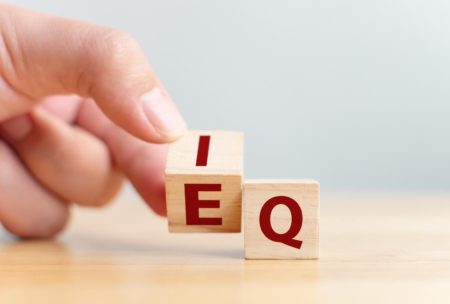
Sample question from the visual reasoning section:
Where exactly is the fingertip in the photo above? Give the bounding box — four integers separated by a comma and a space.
92, 86, 187, 144
129, 171, 166, 217
4, 205, 70, 239
143, 190, 167, 217
125, 143, 168, 217
140, 87, 188, 143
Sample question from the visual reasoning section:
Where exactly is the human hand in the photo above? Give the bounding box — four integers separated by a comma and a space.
0, 4, 187, 238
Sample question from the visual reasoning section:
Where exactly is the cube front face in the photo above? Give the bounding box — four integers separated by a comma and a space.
166, 174, 242, 232
244, 180, 320, 259
165, 131, 243, 233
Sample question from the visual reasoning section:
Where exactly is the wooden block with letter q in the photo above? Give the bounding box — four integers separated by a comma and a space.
165, 130, 243, 233
243, 180, 319, 259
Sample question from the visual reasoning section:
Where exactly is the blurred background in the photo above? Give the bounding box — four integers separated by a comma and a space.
10, 0, 450, 192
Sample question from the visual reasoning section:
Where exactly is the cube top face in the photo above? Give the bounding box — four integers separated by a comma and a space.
165, 130, 243, 233
165, 130, 243, 176
244, 180, 320, 259
244, 180, 319, 189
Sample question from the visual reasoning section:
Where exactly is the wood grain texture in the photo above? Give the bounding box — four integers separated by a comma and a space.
165, 130, 243, 232
1, 190, 450, 304
244, 180, 319, 259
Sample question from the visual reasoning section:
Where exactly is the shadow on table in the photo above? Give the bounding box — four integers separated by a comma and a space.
0, 234, 243, 260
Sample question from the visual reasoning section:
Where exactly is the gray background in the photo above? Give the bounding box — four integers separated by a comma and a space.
10, 0, 450, 192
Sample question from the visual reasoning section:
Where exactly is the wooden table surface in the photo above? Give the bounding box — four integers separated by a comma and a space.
1, 189, 450, 303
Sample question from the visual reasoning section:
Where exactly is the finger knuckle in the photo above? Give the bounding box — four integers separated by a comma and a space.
93, 29, 142, 70
79, 27, 148, 95
80, 173, 124, 208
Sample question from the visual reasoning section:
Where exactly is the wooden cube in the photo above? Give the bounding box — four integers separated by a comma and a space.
243, 180, 320, 259
165, 130, 243, 232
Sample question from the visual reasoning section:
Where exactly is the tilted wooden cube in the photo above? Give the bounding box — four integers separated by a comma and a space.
165, 130, 243, 232
244, 180, 320, 259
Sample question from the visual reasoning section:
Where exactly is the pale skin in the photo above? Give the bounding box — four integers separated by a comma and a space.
0, 4, 188, 238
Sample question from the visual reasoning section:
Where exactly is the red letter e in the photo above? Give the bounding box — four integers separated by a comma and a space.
185, 184, 222, 225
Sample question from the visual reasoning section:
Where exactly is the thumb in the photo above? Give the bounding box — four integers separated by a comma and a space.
0, 4, 186, 142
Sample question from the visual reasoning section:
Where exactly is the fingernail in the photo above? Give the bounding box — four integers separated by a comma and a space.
0, 114, 32, 141
140, 87, 187, 139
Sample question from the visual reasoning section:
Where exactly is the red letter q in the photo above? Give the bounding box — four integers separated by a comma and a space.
259, 196, 303, 249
